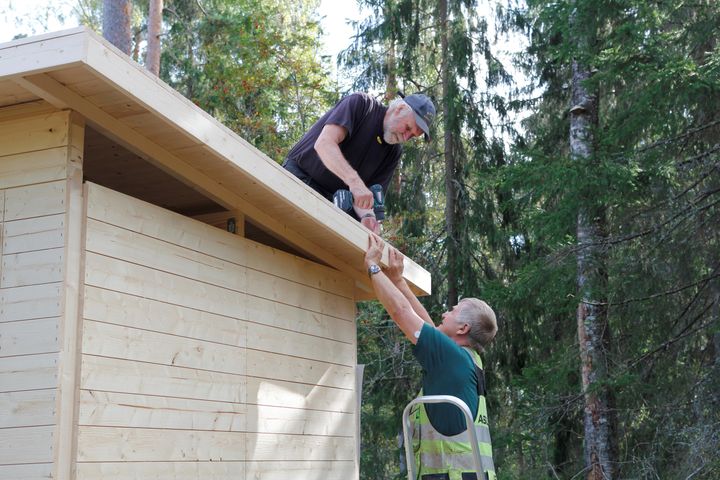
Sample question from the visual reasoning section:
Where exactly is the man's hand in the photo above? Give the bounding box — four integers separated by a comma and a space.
385, 247, 405, 283
349, 181, 374, 210
360, 214, 381, 234
365, 233, 384, 268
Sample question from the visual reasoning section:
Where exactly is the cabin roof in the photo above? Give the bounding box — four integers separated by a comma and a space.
0, 27, 431, 298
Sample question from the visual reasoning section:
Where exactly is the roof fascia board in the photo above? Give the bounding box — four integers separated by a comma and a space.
0, 28, 88, 79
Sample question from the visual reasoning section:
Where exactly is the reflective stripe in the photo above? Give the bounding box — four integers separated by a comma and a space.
418, 450, 496, 472
416, 423, 492, 445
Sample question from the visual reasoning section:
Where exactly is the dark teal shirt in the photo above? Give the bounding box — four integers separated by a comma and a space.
412, 323, 479, 436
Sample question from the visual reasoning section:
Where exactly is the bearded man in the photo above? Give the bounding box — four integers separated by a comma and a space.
283, 92, 435, 233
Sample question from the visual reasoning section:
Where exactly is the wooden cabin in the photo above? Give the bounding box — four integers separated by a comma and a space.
0, 28, 431, 480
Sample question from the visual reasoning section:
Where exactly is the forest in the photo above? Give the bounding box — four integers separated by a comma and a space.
6, 0, 719, 478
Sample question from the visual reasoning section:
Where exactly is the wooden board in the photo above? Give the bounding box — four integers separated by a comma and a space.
3, 181, 66, 222
0, 283, 62, 323
0, 318, 59, 357
0, 111, 70, 158
0, 390, 56, 428
0, 463, 53, 479
0, 354, 58, 392
1, 248, 64, 288
2, 214, 65, 255
75, 461, 245, 480
0, 425, 54, 465
0, 148, 67, 190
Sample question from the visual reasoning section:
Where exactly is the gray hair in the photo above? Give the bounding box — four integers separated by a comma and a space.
388, 98, 411, 114
457, 298, 498, 354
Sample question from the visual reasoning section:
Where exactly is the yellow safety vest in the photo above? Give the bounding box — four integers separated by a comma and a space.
411, 348, 496, 480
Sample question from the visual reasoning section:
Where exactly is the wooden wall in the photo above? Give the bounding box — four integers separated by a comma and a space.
77, 183, 358, 479
0, 108, 84, 479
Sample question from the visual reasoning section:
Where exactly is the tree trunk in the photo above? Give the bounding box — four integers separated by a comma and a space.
440, 0, 458, 307
145, 0, 163, 75
571, 45, 618, 480
103, 0, 132, 55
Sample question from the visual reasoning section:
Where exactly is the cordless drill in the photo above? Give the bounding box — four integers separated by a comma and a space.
333, 184, 385, 222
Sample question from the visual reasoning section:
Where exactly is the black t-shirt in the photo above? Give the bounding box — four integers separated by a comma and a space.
285, 93, 402, 195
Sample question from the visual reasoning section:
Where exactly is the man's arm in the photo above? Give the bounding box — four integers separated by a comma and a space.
314, 124, 374, 210
365, 234, 426, 344
384, 247, 434, 326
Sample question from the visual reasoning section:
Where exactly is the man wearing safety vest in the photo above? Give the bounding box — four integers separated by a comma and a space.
365, 233, 498, 480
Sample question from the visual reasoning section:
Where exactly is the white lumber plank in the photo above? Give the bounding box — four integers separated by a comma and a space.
85, 218, 247, 294
247, 349, 355, 390
248, 322, 354, 365
248, 405, 354, 437
2, 214, 64, 254
0, 318, 59, 357
76, 427, 246, 462
0, 111, 70, 158
0, 99, 56, 122
84, 252, 249, 322
83, 285, 353, 348
80, 355, 246, 404
1, 247, 64, 288
83, 286, 248, 346
0, 28, 86, 77
0, 463, 53, 479
246, 296, 355, 344
78, 390, 246, 431
86, 183, 353, 298
0, 148, 67, 190
245, 268, 355, 321
0, 390, 56, 428
54, 119, 84, 478
0, 425, 54, 464
82, 320, 246, 375
247, 433, 355, 462
247, 461, 356, 480
0, 353, 58, 392
75, 461, 245, 480
3, 181, 65, 221
0, 283, 62, 323
247, 377, 354, 413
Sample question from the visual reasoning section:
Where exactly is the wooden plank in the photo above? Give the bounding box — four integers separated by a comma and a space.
1, 247, 64, 288
85, 218, 247, 294
247, 405, 354, 436
247, 349, 355, 390
0, 99, 56, 122
78, 390, 246, 431
0, 283, 62, 323
86, 183, 353, 298
3, 181, 66, 221
2, 214, 65, 254
74, 461, 356, 480
0, 390, 56, 428
83, 285, 353, 347
0, 148, 67, 189
247, 461, 356, 480
248, 322, 354, 365
82, 320, 246, 375
83, 286, 249, 346
246, 296, 355, 344
76, 427, 246, 462
76, 461, 245, 480
0, 463, 53, 480
248, 433, 355, 462
84, 252, 249, 322
0, 425, 54, 465
0, 318, 59, 357
86, 217, 353, 318
0, 81, 38, 108
0, 353, 58, 392
247, 377, 354, 413
81, 355, 246, 404
0, 111, 70, 158
54, 113, 84, 479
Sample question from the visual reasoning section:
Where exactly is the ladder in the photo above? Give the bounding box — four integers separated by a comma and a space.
402, 395, 485, 480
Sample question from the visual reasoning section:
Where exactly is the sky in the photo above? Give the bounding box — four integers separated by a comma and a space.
0, 0, 361, 66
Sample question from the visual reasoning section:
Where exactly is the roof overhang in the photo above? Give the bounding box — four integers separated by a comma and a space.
0, 27, 431, 299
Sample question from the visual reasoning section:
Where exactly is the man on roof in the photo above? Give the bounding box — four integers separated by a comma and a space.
283, 92, 436, 233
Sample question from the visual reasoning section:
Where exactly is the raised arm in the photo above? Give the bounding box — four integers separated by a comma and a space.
384, 246, 434, 326
365, 234, 426, 344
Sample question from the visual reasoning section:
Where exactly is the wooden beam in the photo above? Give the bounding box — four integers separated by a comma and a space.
12, 73, 375, 293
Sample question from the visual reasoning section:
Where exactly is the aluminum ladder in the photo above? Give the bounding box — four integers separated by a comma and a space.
402, 395, 485, 480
